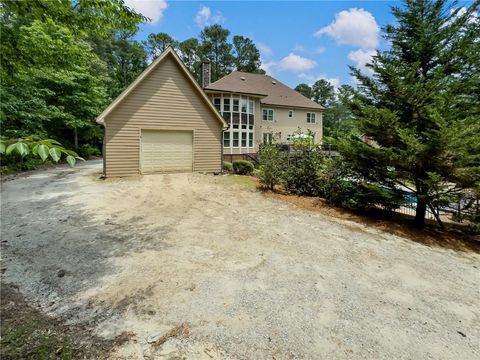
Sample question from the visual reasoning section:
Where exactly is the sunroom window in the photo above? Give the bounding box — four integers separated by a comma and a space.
213, 98, 221, 111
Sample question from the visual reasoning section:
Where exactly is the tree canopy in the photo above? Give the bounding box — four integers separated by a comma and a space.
0, 1, 265, 162
340, 0, 480, 226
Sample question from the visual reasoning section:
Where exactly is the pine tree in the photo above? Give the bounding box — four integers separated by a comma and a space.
294, 83, 312, 99
199, 25, 234, 82
232, 35, 264, 73
341, 0, 480, 227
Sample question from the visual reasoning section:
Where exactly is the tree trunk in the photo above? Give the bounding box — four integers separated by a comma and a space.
74, 127, 78, 150
415, 195, 427, 227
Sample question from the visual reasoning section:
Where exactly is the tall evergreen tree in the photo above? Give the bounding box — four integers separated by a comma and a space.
143, 32, 178, 60
232, 35, 264, 73
199, 25, 234, 82
323, 85, 355, 139
294, 83, 313, 99
311, 79, 335, 107
178, 38, 201, 80
341, 0, 480, 227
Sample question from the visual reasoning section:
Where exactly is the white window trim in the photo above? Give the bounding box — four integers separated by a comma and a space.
288, 110, 294, 118
263, 132, 273, 144
222, 94, 255, 150
307, 112, 316, 124
262, 108, 274, 121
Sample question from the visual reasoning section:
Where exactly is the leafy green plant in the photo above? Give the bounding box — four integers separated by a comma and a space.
282, 148, 324, 196
232, 160, 254, 175
257, 144, 284, 191
78, 144, 101, 159
223, 161, 233, 173
0, 136, 83, 167
319, 158, 405, 211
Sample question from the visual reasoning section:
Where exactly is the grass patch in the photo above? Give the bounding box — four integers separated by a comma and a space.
220, 174, 258, 189
0, 283, 121, 359
1, 320, 75, 360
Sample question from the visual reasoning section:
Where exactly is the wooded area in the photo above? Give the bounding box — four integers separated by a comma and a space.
0, 0, 264, 163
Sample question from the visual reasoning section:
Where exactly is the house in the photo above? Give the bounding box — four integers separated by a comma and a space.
203, 67, 324, 160
96, 48, 226, 177
97, 47, 324, 176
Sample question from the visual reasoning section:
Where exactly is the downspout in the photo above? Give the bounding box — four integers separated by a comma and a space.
101, 123, 107, 179
221, 123, 229, 173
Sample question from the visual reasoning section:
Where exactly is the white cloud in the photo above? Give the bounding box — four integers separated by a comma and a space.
277, 53, 317, 73
315, 8, 379, 49
348, 48, 376, 73
293, 44, 305, 52
314, 47, 326, 54
298, 73, 340, 89
257, 43, 273, 58
195, 5, 224, 27
260, 60, 276, 75
124, 0, 168, 24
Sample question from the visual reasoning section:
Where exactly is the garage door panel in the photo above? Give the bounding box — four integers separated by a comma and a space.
141, 130, 193, 173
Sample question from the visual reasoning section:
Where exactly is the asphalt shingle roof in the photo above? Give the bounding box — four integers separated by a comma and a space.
205, 71, 324, 110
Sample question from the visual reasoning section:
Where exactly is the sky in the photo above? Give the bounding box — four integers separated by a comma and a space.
122, 0, 466, 89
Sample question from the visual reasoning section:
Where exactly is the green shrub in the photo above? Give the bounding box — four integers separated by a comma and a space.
233, 160, 254, 175
0, 154, 44, 173
78, 144, 101, 159
319, 158, 405, 211
223, 161, 233, 172
257, 144, 284, 190
282, 149, 324, 196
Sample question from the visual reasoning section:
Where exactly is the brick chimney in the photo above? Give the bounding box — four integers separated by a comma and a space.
202, 61, 211, 88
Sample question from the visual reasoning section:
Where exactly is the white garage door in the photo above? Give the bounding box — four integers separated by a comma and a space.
140, 130, 193, 173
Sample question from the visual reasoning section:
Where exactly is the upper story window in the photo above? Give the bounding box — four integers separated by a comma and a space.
223, 98, 230, 112
241, 99, 248, 113
213, 98, 221, 111
233, 98, 239, 112
248, 100, 254, 115
262, 109, 274, 121
307, 112, 316, 124
288, 110, 294, 118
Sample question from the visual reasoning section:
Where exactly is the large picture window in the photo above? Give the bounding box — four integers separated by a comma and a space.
218, 95, 255, 149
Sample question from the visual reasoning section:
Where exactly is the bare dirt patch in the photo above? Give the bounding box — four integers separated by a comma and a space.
1, 161, 479, 359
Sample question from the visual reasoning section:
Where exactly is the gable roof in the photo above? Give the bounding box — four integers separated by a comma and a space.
96, 47, 226, 127
205, 71, 324, 110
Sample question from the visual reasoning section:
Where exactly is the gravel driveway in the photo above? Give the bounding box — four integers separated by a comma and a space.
1, 161, 479, 359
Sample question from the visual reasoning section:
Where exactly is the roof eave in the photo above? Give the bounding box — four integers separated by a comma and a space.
204, 88, 268, 98
260, 102, 325, 111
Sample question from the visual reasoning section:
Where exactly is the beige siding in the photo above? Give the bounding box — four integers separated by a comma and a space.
104, 54, 222, 177
258, 107, 323, 146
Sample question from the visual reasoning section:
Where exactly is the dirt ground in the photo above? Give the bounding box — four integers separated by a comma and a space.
1, 160, 479, 359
